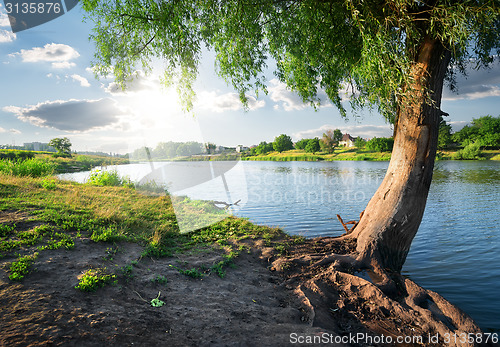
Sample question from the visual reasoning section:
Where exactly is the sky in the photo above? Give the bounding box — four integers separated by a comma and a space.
1, 4, 500, 154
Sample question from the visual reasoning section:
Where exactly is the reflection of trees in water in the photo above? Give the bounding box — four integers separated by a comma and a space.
432, 162, 500, 184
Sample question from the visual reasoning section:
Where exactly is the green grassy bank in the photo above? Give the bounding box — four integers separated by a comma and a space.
0, 150, 128, 174
242, 148, 392, 161
0, 171, 294, 284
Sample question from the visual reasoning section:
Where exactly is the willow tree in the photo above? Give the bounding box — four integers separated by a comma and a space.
82, 0, 500, 287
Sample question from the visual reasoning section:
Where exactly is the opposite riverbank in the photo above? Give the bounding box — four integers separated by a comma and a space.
0, 172, 490, 346
162, 148, 500, 162
240, 148, 500, 162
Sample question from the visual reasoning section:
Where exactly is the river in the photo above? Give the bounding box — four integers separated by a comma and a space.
59, 160, 500, 332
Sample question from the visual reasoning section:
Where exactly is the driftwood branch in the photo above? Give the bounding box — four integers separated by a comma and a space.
337, 210, 365, 234
213, 199, 241, 210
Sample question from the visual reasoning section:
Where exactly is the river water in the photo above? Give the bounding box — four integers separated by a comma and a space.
60, 160, 500, 331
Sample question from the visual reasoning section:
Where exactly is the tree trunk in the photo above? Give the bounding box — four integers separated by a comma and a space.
350, 37, 451, 273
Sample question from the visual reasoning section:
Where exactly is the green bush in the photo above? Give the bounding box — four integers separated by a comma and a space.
0, 158, 54, 177
304, 138, 321, 153
366, 137, 394, 152
86, 169, 134, 188
452, 141, 482, 160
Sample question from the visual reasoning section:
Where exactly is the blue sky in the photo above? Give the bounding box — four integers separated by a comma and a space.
1, 4, 500, 154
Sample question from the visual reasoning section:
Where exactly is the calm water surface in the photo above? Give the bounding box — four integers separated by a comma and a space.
61, 160, 500, 331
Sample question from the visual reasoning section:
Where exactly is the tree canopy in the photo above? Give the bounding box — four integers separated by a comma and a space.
48, 137, 72, 157
273, 134, 294, 152
82, 0, 500, 118
304, 138, 321, 153
320, 129, 341, 153
452, 115, 500, 147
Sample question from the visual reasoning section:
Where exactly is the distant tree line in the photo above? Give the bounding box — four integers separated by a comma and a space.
248, 129, 394, 155
441, 115, 500, 160
449, 115, 500, 148
245, 115, 499, 157
129, 141, 210, 160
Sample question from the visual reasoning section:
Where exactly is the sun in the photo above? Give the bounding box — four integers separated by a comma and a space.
121, 86, 206, 150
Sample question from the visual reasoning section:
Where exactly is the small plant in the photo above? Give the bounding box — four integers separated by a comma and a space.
169, 264, 204, 278
119, 264, 134, 280
152, 275, 168, 285
210, 250, 238, 278
40, 178, 57, 190
0, 223, 15, 237
86, 169, 134, 188
41, 232, 75, 250
103, 247, 119, 261
274, 243, 289, 256
9, 253, 38, 281
75, 268, 117, 292
142, 242, 172, 258
91, 225, 127, 243
150, 291, 165, 307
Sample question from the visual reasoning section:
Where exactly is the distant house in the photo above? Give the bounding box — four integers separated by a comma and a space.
339, 134, 356, 147
236, 145, 249, 153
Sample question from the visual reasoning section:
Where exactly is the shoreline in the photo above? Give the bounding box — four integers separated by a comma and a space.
0, 173, 493, 345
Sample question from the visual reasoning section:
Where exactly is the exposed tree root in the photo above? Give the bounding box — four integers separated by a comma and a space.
268, 236, 490, 347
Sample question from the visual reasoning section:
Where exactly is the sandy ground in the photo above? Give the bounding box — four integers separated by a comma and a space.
0, 237, 344, 347
0, 230, 493, 346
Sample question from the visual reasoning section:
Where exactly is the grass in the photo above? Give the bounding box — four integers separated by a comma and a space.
38, 153, 128, 173
169, 264, 205, 278
0, 171, 288, 283
210, 250, 238, 278
75, 268, 117, 292
0, 158, 55, 177
152, 275, 168, 285
9, 253, 38, 281
86, 169, 134, 188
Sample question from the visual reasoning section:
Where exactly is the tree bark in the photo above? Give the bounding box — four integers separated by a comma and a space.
350, 36, 452, 273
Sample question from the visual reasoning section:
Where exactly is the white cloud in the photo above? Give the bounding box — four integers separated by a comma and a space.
70, 74, 90, 87
197, 91, 265, 113
268, 79, 308, 111
293, 124, 392, 141
0, 4, 11, 27
11, 43, 79, 67
268, 78, 334, 111
104, 71, 160, 95
0, 127, 21, 134
3, 98, 126, 132
52, 62, 76, 69
0, 28, 15, 43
